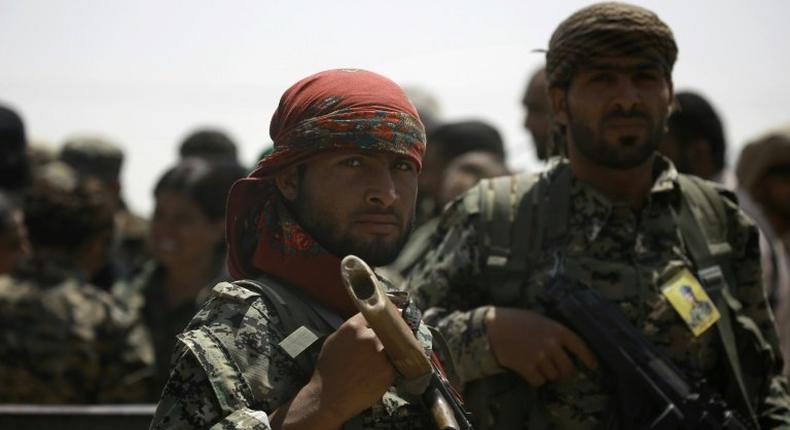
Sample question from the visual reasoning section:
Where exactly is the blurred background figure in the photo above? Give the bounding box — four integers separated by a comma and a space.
59, 134, 150, 289
0, 192, 31, 275
403, 85, 443, 134
417, 120, 506, 226
736, 126, 790, 375
178, 128, 240, 165
385, 122, 509, 284
0, 178, 152, 403
522, 67, 553, 162
0, 103, 32, 198
660, 91, 732, 185
113, 158, 245, 399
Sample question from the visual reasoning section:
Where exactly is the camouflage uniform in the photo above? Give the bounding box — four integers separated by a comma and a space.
407, 158, 790, 429
150, 277, 434, 429
0, 258, 153, 403
113, 260, 226, 401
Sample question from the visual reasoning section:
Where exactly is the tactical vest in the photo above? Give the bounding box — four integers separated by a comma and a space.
463, 160, 769, 429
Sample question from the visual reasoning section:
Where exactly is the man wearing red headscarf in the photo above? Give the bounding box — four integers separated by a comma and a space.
150, 69, 439, 429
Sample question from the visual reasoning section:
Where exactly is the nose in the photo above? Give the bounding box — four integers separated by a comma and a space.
365, 169, 398, 208
612, 76, 641, 113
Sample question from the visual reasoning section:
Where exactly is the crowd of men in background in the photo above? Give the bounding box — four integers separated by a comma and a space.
0, 4, 789, 425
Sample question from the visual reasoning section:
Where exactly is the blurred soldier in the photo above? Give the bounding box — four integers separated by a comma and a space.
660, 91, 732, 184
178, 128, 240, 165
522, 67, 553, 161
0, 103, 32, 197
417, 120, 506, 225
0, 192, 31, 275
403, 85, 442, 134
0, 178, 152, 403
151, 69, 443, 429
407, 3, 790, 429
60, 135, 150, 288
385, 150, 509, 284
736, 127, 790, 376
113, 158, 245, 400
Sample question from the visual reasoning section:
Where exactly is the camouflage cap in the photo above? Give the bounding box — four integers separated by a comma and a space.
736, 125, 790, 189
59, 135, 124, 183
546, 2, 678, 88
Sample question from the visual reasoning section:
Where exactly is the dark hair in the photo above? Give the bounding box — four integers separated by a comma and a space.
0, 103, 31, 193
179, 129, 239, 164
24, 181, 114, 251
154, 158, 246, 222
667, 92, 727, 173
428, 120, 506, 162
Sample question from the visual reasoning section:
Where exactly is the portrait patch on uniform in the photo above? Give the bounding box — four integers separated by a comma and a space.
661, 268, 720, 336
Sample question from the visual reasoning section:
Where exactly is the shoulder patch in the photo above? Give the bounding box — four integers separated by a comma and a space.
211, 281, 261, 302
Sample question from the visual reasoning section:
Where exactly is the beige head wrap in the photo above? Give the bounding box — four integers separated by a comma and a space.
737, 126, 790, 190
546, 2, 678, 88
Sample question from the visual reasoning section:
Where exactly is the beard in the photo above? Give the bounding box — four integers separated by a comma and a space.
292, 185, 414, 267
568, 107, 665, 170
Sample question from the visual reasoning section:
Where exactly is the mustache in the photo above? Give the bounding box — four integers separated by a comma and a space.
353, 208, 402, 221
602, 107, 650, 122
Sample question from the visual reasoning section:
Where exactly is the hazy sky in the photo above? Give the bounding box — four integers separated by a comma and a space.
2, 0, 789, 215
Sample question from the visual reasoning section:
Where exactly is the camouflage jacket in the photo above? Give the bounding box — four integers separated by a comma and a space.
407, 158, 790, 429
113, 260, 226, 401
150, 277, 434, 429
0, 258, 153, 403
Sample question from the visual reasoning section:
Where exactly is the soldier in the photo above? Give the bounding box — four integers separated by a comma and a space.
0, 191, 31, 275
114, 158, 245, 400
150, 69, 445, 429
60, 134, 150, 287
0, 178, 152, 403
407, 3, 790, 429
179, 128, 240, 165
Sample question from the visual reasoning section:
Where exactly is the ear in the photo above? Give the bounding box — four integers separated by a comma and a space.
549, 87, 569, 126
274, 166, 299, 201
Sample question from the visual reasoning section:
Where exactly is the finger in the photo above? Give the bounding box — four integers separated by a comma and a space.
550, 343, 576, 380
522, 365, 546, 387
558, 326, 599, 370
536, 352, 560, 381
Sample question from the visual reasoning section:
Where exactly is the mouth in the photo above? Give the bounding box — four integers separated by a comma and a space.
354, 214, 400, 235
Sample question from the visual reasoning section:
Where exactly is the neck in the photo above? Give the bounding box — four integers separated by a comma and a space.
568, 146, 656, 211
163, 253, 217, 308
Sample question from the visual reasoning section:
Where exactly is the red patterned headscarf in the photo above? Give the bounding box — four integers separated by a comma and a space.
226, 69, 425, 317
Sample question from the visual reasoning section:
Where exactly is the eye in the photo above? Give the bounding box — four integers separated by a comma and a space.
393, 159, 416, 172
635, 71, 661, 82
589, 72, 614, 84
340, 157, 362, 167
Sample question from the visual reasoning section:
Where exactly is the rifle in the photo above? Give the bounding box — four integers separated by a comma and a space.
539, 274, 755, 430
340, 255, 474, 430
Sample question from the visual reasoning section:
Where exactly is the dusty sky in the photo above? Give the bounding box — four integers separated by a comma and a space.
2, 0, 788, 214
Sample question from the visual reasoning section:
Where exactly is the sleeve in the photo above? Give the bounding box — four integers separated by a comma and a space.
149, 294, 306, 430
724, 196, 790, 427
405, 188, 504, 385
149, 345, 271, 430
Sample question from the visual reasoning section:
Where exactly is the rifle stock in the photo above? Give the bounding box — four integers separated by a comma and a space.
341, 255, 472, 430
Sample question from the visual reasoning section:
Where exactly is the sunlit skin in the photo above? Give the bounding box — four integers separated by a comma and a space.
149, 190, 224, 307
275, 150, 419, 266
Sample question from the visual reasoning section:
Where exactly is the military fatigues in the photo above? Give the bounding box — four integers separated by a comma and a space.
150, 276, 434, 429
0, 258, 153, 403
113, 260, 225, 401
408, 158, 790, 429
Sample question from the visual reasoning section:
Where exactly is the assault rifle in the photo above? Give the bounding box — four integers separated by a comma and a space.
341, 255, 474, 430
539, 275, 755, 430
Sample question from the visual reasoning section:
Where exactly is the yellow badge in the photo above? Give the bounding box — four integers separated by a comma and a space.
661, 268, 721, 336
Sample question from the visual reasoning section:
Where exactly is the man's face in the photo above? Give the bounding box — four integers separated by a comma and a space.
551, 56, 673, 169
522, 70, 551, 160
758, 168, 790, 222
0, 209, 31, 275
285, 150, 418, 266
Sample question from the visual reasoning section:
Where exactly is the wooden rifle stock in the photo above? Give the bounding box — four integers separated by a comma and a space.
341, 255, 463, 430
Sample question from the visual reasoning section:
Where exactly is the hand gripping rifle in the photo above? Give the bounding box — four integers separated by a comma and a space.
539, 274, 755, 430
340, 255, 473, 430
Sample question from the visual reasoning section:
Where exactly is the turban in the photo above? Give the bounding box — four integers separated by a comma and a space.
737, 126, 790, 190
225, 69, 425, 316
546, 2, 678, 88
